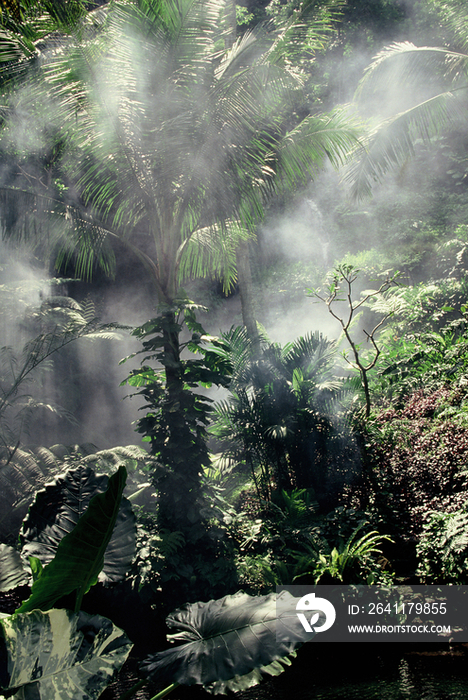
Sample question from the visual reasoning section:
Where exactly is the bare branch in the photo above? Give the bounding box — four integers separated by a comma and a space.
308, 265, 399, 417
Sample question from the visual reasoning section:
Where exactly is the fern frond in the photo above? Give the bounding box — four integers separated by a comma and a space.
158, 529, 185, 557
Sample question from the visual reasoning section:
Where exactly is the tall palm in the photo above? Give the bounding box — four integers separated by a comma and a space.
0, 0, 358, 533
346, 1, 468, 200
1, 0, 360, 403
4, 0, 358, 339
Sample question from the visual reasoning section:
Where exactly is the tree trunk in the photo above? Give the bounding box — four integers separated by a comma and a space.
224, 5, 261, 357
154, 310, 208, 541
225, 0, 236, 48
236, 240, 261, 355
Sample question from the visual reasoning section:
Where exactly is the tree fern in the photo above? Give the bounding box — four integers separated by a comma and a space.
0, 446, 64, 542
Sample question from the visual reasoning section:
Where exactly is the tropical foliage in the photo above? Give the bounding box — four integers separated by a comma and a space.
3, 1, 468, 698
0, 285, 122, 451
20, 464, 137, 586
0, 0, 356, 534
120, 300, 229, 537
211, 327, 354, 505
141, 590, 310, 694
417, 503, 468, 584
0, 462, 314, 700
347, 0, 468, 199
0, 608, 132, 700
311, 522, 393, 585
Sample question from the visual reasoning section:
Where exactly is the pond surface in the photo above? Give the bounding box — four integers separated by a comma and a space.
234, 645, 468, 700
303, 658, 468, 699
118, 644, 468, 700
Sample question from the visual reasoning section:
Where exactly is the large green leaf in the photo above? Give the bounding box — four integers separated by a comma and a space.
0, 447, 66, 543
0, 544, 28, 592
0, 608, 132, 699
16, 466, 128, 613
20, 464, 136, 586
141, 590, 313, 692
0, 444, 106, 545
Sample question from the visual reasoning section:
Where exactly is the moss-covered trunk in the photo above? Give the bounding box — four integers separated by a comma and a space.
154, 309, 208, 541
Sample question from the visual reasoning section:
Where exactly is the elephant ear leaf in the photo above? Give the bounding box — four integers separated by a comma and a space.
0, 608, 132, 700
0, 446, 63, 542
16, 466, 128, 613
0, 544, 29, 592
141, 590, 313, 693
20, 464, 136, 585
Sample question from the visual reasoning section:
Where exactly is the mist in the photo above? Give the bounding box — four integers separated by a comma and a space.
2, 4, 468, 696
0, 0, 460, 451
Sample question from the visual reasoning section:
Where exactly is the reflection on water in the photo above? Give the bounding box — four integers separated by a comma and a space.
312, 658, 468, 699
237, 645, 468, 700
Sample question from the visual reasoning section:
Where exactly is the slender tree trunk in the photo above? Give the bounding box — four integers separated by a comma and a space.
224, 2, 261, 355
162, 309, 183, 398
236, 240, 261, 355
225, 0, 236, 47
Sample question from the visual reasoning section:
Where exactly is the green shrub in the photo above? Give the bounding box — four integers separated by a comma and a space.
311, 522, 393, 585
360, 389, 468, 539
417, 504, 468, 583
211, 328, 357, 507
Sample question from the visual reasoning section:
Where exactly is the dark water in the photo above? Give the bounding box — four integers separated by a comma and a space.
2, 586, 466, 700
305, 658, 468, 699
234, 645, 468, 700
153, 645, 468, 700
121, 645, 468, 700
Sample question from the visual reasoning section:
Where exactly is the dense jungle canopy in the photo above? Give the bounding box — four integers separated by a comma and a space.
1, 1, 468, 699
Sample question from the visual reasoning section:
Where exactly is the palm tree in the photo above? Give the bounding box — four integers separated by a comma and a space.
212, 328, 344, 504
346, 1, 468, 200
0, 0, 359, 534
5, 0, 359, 339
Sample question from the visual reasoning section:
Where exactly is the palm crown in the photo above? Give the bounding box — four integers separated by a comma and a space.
1, 0, 359, 306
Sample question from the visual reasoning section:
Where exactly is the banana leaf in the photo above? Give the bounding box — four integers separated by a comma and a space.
20, 464, 136, 585
141, 590, 313, 693
0, 608, 132, 699
16, 466, 128, 613
0, 544, 28, 592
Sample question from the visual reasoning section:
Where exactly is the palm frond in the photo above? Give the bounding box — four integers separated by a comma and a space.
0, 0, 361, 311
349, 42, 468, 199
356, 43, 468, 99
266, 0, 344, 68
219, 325, 260, 380
346, 90, 467, 200
437, 0, 468, 52
0, 27, 33, 63
215, 28, 260, 80
273, 108, 362, 193
283, 331, 337, 378
176, 220, 252, 293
